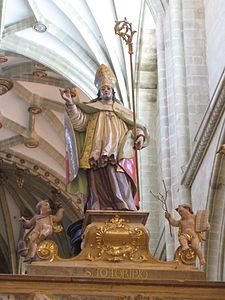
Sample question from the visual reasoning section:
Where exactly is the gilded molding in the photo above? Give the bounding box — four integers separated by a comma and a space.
181, 78, 225, 187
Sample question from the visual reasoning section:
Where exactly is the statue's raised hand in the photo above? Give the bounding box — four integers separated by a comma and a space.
59, 88, 74, 105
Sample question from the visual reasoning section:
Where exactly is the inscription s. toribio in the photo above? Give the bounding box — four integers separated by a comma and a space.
84, 267, 152, 280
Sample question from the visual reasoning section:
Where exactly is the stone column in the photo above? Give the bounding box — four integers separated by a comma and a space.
156, 0, 192, 257
155, 16, 175, 259
169, 0, 191, 192
136, 5, 159, 254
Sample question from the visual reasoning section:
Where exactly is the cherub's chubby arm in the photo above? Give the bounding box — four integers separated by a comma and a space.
165, 212, 180, 227
52, 206, 65, 223
19, 216, 36, 229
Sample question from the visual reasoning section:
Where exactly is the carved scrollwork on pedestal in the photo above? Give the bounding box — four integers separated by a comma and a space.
87, 215, 149, 262
175, 245, 196, 265
36, 240, 59, 262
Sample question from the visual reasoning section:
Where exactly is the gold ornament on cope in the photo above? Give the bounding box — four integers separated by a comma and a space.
83, 215, 150, 262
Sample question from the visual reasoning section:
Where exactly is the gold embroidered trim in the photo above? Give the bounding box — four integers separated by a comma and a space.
79, 115, 98, 168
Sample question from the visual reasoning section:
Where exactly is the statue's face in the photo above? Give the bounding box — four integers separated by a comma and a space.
99, 85, 113, 100
39, 201, 51, 214
177, 205, 190, 217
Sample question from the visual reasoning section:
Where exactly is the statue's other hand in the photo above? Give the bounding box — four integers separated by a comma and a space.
206, 223, 211, 231
134, 135, 144, 150
165, 212, 171, 220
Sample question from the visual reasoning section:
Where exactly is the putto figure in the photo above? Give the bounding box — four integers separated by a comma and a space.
165, 204, 210, 265
18, 200, 64, 262
60, 64, 149, 211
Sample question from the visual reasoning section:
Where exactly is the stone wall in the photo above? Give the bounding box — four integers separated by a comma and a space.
150, 0, 225, 277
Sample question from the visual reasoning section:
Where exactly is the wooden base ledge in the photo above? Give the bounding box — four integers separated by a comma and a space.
0, 274, 225, 300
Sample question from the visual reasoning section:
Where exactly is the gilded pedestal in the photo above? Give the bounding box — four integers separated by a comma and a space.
28, 211, 205, 281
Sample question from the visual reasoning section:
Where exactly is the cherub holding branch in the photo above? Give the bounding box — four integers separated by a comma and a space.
165, 204, 210, 265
